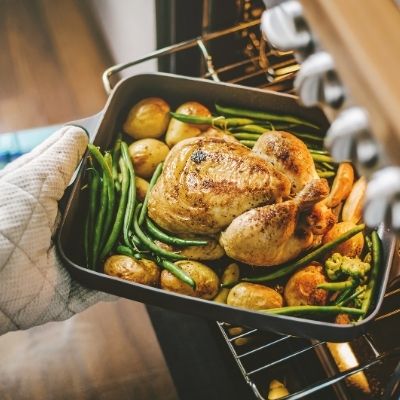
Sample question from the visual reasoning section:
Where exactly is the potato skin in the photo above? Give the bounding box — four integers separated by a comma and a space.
165, 101, 211, 147
104, 255, 160, 286
128, 138, 169, 179
160, 260, 219, 299
135, 176, 150, 202
322, 221, 364, 258
284, 263, 328, 306
123, 97, 170, 139
180, 238, 225, 261
227, 282, 283, 310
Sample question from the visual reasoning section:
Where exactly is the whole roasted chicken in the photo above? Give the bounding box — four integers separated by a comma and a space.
148, 133, 329, 266
148, 136, 291, 235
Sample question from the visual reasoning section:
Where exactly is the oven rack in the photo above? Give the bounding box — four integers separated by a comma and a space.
102, 19, 299, 95
101, 19, 400, 400
218, 285, 400, 400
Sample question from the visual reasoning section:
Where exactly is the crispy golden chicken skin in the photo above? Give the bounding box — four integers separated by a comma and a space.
220, 178, 329, 266
148, 136, 291, 235
252, 131, 319, 194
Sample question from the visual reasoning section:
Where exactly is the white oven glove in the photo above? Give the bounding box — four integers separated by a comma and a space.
0, 126, 112, 335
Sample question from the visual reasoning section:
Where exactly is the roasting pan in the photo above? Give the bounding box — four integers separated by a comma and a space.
57, 73, 396, 342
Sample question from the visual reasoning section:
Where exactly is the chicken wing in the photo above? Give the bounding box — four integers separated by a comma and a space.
148, 136, 291, 235
252, 131, 319, 194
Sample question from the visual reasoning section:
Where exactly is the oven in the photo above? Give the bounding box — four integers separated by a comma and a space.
101, 1, 400, 399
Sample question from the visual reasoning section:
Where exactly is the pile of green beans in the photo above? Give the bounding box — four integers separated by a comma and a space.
84, 147, 205, 289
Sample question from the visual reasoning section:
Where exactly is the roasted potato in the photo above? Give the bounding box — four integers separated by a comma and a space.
165, 101, 211, 147
227, 282, 283, 310
135, 176, 150, 202
342, 176, 367, 224
104, 255, 160, 286
213, 263, 240, 303
284, 263, 328, 306
180, 238, 225, 261
128, 138, 169, 179
160, 260, 219, 299
322, 221, 364, 258
123, 97, 170, 139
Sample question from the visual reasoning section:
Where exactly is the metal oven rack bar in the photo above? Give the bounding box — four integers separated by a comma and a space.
101, 20, 400, 400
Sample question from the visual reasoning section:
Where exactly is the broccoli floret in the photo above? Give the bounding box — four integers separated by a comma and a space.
353, 285, 367, 308
325, 253, 371, 281
341, 257, 371, 279
325, 253, 343, 280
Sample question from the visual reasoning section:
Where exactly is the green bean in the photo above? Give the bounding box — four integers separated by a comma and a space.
84, 217, 90, 268
260, 305, 364, 316
232, 133, 261, 141
309, 149, 330, 155
134, 204, 185, 260
290, 132, 324, 142
121, 142, 136, 248
336, 286, 366, 307
215, 104, 320, 130
112, 137, 122, 189
145, 217, 208, 247
88, 145, 115, 258
360, 231, 382, 315
87, 167, 100, 268
116, 245, 135, 257
312, 154, 335, 163
99, 158, 130, 261
101, 152, 115, 246
318, 171, 336, 179
91, 171, 108, 266
322, 162, 335, 171
229, 124, 271, 134
160, 259, 196, 289
243, 224, 365, 283
170, 112, 254, 129
334, 287, 354, 306
239, 140, 257, 148
318, 279, 354, 291
138, 162, 163, 226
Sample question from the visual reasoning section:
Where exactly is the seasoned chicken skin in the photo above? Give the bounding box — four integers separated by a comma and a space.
148, 136, 291, 235
252, 131, 319, 194
220, 178, 329, 266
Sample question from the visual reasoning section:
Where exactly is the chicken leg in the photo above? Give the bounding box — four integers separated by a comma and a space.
220, 178, 329, 266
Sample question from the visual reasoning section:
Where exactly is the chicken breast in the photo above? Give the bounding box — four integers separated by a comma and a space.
252, 131, 319, 194
148, 136, 291, 235
220, 178, 329, 266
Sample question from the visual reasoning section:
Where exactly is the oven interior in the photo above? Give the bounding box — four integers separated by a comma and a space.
102, 1, 400, 398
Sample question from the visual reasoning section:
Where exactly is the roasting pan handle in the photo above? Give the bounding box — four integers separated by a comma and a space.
57, 112, 103, 214
67, 111, 103, 142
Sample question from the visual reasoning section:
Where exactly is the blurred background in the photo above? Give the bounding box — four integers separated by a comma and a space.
0, 1, 176, 399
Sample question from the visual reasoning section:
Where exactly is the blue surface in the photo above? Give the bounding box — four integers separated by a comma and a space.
0, 125, 61, 169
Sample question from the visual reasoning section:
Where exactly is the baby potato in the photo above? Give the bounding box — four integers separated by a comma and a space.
104, 255, 160, 286
322, 221, 364, 258
227, 282, 283, 310
180, 238, 225, 261
160, 260, 219, 299
165, 101, 211, 147
284, 263, 328, 306
128, 138, 169, 179
135, 176, 150, 202
123, 97, 170, 139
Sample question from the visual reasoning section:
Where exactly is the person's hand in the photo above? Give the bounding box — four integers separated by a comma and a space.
0, 126, 112, 335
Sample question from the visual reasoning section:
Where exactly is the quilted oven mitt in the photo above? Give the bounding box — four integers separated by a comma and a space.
0, 126, 112, 335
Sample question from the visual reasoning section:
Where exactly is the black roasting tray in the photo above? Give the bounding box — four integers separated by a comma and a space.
57, 73, 396, 342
